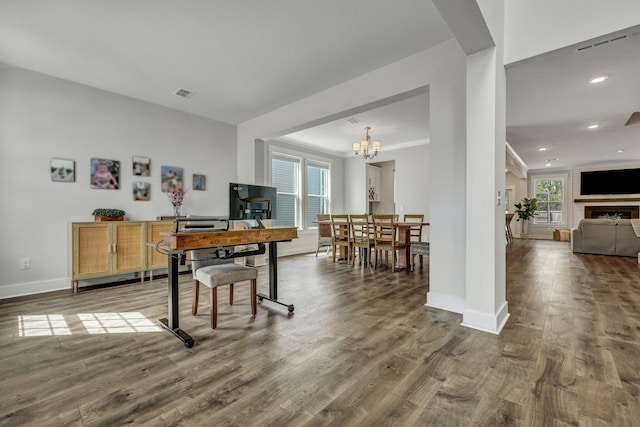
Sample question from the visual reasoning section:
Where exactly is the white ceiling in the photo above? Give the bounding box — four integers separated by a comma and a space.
506, 25, 640, 171
1, 1, 638, 170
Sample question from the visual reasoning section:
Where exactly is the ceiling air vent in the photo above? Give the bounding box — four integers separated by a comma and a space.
576, 34, 628, 53
346, 118, 360, 124
173, 88, 194, 98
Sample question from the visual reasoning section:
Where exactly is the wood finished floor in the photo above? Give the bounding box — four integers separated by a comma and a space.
1, 240, 640, 426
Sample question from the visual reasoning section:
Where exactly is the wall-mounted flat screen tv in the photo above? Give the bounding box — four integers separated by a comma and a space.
580, 168, 640, 195
229, 183, 277, 220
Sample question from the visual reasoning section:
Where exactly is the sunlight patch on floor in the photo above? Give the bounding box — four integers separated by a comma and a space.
18, 314, 71, 336
17, 312, 162, 336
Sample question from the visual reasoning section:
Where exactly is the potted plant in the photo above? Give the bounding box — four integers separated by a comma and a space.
92, 208, 126, 222
514, 197, 537, 237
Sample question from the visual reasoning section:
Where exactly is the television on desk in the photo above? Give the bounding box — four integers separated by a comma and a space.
229, 183, 277, 220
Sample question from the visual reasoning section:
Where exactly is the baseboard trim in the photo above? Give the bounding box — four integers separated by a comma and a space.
0, 278, 70, 300
461, 301, 510, 334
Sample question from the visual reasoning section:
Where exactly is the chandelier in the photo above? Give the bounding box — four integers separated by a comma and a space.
353, 126, 381, 159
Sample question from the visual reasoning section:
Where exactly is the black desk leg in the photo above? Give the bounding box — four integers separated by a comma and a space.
159, 252, 195, 348
257, 242, 294, 313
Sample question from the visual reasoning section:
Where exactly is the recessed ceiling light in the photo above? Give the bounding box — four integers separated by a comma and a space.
538, 147, 547, 152
617, 149, 624, 153
587, 124, 599, 129
545, 163, 552, 167
588, 75, 608, 84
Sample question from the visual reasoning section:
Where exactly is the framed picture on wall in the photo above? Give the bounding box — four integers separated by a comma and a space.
133, 156, 151, 176
161, 165, 183, 192
51, 158, 75, 182
133, 181, 151, 200
193, 174, 206, 190
90, 158, 120, 189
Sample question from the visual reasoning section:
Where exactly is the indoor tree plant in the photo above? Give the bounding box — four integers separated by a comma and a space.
92, 208, 126, 221
514, 197, 537, 237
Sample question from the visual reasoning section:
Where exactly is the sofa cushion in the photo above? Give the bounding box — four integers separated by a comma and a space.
579, 219, 616, 254
615, 221, 640, 256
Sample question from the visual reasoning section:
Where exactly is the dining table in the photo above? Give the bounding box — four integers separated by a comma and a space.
314, 218, 429, 269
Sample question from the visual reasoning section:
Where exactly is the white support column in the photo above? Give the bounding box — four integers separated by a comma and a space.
426, 55, 468, 314
462, 0, 508, 334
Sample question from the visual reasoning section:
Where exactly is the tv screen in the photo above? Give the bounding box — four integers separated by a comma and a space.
580, 168, 640, 195
229, 183, 277, 220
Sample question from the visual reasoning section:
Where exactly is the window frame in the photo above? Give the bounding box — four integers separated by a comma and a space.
529, 172, 569, 228
268, 146, 332, 230
305, 159, 331, 229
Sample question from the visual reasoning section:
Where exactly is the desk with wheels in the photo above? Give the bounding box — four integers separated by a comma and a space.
160, 226, 298, 347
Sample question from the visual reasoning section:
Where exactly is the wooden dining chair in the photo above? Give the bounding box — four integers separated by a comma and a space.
330, 214, 352, 263
349, 214, 374, 268
505, 213, 515, 244
371, 214, 406, 272
403, 214, 425, 242
316, 214, 333, 256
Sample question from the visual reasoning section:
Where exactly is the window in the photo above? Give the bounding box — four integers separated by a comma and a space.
533, 177, 564, 225
270, 148, 331, 229
272, 155, 300, 227
306, 162, 329, 228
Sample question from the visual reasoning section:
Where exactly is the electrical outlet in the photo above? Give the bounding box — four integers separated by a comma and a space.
19, 258, 31, 270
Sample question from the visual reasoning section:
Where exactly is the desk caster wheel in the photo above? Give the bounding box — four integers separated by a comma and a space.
258, 296, 264, 302
287, 305, 295, 313
184, 340, 194, 348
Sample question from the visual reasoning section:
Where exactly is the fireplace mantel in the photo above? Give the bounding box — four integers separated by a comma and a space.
574, 197, 640, 203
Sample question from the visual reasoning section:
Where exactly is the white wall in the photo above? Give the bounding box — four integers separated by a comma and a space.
0, 68, 237, 298
504, 0, 640, 65
238, 40, 467, 315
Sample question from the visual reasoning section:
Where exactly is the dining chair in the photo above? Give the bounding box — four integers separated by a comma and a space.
404, 214, 428, 270
403, 214, 425, 242
316, 213, 333, 256
505, 213, 515, 244
371, 214, 407, 272
190, 249, 257, 329
349, 214, 374, 268
330, 214, 352, 263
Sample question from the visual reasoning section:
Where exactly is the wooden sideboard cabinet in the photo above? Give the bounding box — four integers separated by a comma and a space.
146, 221, 175, 280
72, 220, 173, 293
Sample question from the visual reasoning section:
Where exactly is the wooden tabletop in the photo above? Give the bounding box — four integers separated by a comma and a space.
165, 226, 298, 251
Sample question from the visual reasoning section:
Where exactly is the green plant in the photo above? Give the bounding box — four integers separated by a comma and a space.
514, 198, 537, 222
92, 208, 126, 217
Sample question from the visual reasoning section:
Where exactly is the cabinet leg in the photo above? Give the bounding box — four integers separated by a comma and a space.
73, 280, 78, 294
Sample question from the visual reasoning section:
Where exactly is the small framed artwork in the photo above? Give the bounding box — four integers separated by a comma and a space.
161, 165, 183, 192
51, 158, 75, 182
133, 156, 150, 176
133, 181, 151, 201
193, 174, 206, 191
90, 158, 120, 190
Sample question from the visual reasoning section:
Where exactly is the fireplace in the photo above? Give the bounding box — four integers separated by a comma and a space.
584, 205, 640, 219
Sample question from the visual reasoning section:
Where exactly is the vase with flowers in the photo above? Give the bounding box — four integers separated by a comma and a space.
167, 188, 187, 216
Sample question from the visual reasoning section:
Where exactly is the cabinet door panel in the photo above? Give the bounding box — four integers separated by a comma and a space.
113, 222, 146, 272
147, 221, 173, 269
74, 223, 111, 278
